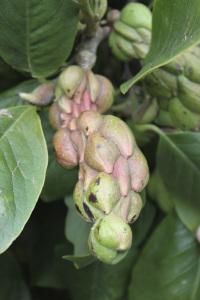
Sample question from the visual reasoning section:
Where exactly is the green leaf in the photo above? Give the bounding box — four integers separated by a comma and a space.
0, 106, 48, 253
0, 59, 25, 92
0, 251, 31, 300
137, 124, 200, 232
0, 0, 79, 78
66, 202, 156, 300
0, 80, 39, 109
64, 197, 94, 268
128, 212, 200, 300
156, 131, 200, 232
121, 0, 200, 93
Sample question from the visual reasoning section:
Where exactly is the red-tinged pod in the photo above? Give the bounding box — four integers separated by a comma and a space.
84, 132, 120, 173
77, 111, 103, 136
99, 115, 136, 158
96, 75, 114, 113
112, 156, 131, 196
70, 130, 86, 162
128, 148, 149, 192
53, 128, 78, 168
49, 102, 63, 129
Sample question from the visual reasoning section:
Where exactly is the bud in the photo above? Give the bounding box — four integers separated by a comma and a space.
80, 0, 107, 21
99, 115, 136, 157
58, 66, 85, 98
19, 83, 54, 106
84, 132, 120, 173
95, 75, 114, 113
128, 147, 149, 192
86, 172, 120, 214
53, 128, 78, 168
89, 214, 132, 264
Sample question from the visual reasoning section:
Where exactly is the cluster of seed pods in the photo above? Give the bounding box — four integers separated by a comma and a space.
49, 65, 149, 264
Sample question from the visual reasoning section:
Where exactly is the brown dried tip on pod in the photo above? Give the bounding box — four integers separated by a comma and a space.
53, 128, 78, 168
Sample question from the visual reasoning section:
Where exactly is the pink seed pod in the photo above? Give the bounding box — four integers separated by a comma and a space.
70, 130, 86, 162
112, 155, 131, 196
57, 95, 72, 114
53, 128, 78, 168
48, 102, 63, 129
99, 115, 136, 158
96, 75, 114, 113
128, 147, 149, 192
79, 162, 98, 190
77, 111, 103, 136
84, 132, 120, 173
73, 74, 87, 104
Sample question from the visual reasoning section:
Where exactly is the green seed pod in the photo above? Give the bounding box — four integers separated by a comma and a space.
120, 3, 152, 30
88, 214, 132, 264
145, 68, 177, 99
58, 66, 85, 98
109, 3, 152, 61
155, 109, 175, 128
73, 181, 91, 222
86, 172, 121, 215
178, 75, 200, 113
139, 98, 159, 124
169, 97, 200, 130
109, 32, 130, 61
113, 191, 143, 223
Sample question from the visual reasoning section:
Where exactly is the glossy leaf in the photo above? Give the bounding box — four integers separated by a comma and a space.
128, 213, 200, 300
0, 106, 48, 253
156, 131, 200, 232
121, 0, 200, 93
0, 0, 79, 78
0, 252, 31, 300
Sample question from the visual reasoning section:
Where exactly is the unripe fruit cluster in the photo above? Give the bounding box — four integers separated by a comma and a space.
49, 65, 149, 264
109, 2, 200, 131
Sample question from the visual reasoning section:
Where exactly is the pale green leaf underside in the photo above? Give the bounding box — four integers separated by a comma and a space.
121, 0, 200, 93
0, 106, 48, 253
